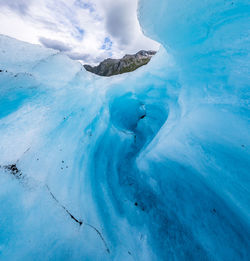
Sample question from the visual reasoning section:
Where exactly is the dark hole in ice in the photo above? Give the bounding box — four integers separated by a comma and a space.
211, 208, 217, 214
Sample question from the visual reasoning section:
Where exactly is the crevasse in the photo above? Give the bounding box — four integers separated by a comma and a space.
0, 0, 249, 260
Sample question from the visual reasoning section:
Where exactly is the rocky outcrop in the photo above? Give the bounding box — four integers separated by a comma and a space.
84, 50, 156, 77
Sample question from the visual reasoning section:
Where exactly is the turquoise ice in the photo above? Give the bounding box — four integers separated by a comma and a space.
0, 0, 249, 260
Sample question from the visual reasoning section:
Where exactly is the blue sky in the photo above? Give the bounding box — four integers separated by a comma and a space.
0, 0, 159, 64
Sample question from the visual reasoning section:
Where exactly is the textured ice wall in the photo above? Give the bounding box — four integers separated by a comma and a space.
0, 0, 250, 260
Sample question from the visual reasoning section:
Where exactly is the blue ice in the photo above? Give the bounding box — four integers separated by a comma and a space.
0, 0, 249, 260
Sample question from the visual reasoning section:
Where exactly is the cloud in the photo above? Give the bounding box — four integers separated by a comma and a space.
74, 0, 95, 13
67, 52, 90, 61
39, 37, 72, 52
73, 26, 85, 41
104, 1, 136, 46
0, 0, 32, 15
0, 0, 159, 65
67, 50, 113, 64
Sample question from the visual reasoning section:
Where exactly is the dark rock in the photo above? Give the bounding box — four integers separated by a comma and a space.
84, 50, 156, 77
4, 164, 22, 178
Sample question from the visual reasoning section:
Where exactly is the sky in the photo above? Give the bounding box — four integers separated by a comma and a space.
0, 0, 159, 65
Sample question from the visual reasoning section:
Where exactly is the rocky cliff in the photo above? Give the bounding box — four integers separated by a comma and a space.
84, 50, 156, 76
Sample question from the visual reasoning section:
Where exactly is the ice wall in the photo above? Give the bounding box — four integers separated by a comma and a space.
0, 0, 250, 260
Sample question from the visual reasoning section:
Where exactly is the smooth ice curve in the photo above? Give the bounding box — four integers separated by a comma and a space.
0, 0, 249, 260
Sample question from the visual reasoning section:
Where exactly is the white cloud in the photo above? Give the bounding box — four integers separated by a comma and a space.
0, 0, 32, 15
39, 37, 72, 52
0, 0, 159, 65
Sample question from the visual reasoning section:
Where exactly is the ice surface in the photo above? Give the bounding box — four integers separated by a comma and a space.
0, 0, 250, 260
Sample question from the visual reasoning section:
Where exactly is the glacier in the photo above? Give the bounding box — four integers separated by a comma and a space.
0, 0, 249, 260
